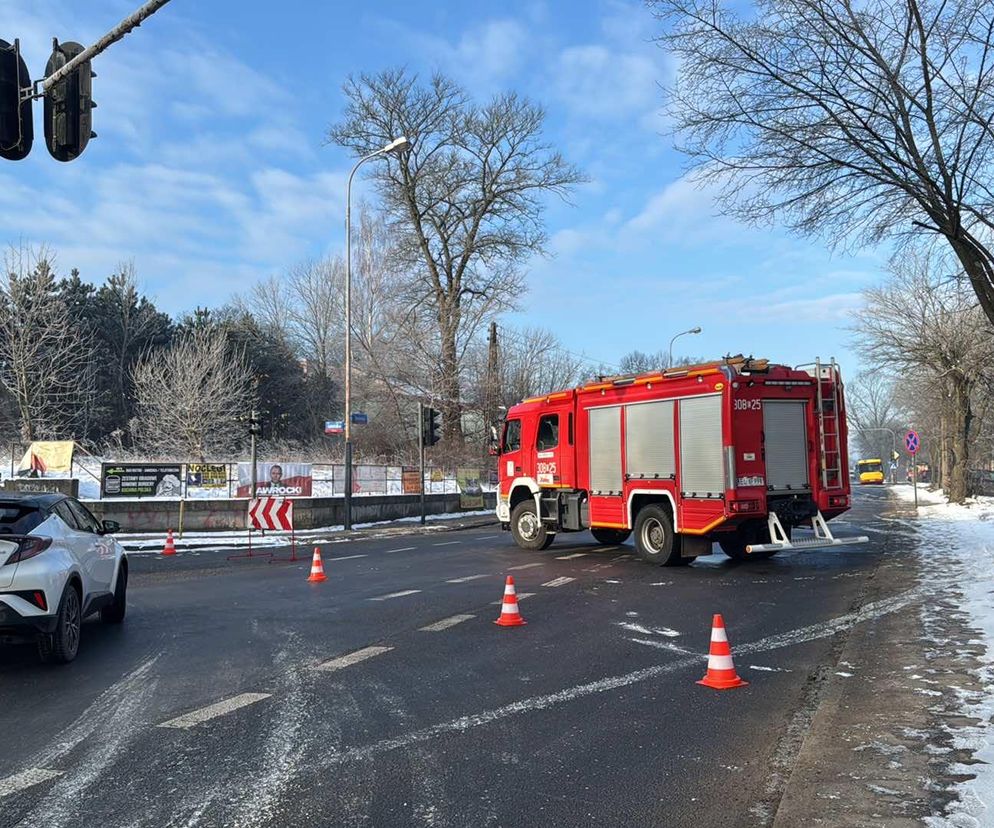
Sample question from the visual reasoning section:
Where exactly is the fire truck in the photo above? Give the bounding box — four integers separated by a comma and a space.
496, 356, 868, 564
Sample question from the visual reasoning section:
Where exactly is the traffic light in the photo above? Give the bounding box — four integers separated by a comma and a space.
44, 40, 95, 162
0, 39, 32, 161
249, 414, 262, 437
422, 406, 441, 446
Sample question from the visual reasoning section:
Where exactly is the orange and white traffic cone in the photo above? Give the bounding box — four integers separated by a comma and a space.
697, 613, 748, 690
307, 547, 327, 583
494, 576, 526, 627
162, 529, 176, 557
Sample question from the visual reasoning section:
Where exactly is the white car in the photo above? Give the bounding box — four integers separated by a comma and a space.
0, 492, 127, 664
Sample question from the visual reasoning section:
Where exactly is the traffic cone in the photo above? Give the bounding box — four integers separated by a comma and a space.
494, 576, 526, 627
162, 529, 176, 557
307, 547, 327, 583
697, 613, 748, 690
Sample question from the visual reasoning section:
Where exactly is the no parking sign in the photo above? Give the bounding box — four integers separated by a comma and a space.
905, 430, 920, 455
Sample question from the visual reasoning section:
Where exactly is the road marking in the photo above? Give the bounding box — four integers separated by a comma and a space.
446, 573, 490, 583
158, 693, 272, 730
330, 554, 367, 561
492, 592, 534, 604
0, 768, 64, 799
315, 645, 394, 672
385, 546, 416, 553
433, 541, 461, 547
420, 614, 476, 632
628, 638, 700, 656
542, 576, 575, 587
555, 552, 588, 560
477, 535, 499, 540
508, 562, 543, 571
370, 589, 422, 601
317, 586, 929, 769
618, 622, 680, 637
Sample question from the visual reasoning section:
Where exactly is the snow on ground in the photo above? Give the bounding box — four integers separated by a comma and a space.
118, 510, 496, 552
889, 484, 994, 827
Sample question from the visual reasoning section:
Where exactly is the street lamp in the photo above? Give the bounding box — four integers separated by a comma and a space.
667, 326, 702, 367
343, 134, 410, 530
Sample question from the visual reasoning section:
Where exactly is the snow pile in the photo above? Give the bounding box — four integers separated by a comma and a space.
892, 485, 994, 826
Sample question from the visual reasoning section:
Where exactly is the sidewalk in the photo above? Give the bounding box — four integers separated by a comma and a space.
770, 487, 994, 827
117, 509, 497, 553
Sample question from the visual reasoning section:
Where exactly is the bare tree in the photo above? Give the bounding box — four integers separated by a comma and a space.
854, 248, 993, 501
651, 0, 994, 324
330, 69, 585, 441
0, 245, 96, 441
845, 370, 905, 463
131, 326, 255, 460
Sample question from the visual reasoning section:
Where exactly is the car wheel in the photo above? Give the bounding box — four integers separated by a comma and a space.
101, 563, 127, 624
634, 505, 682, 566
510, 500, 551, 551
39, 582, 82, 664
590, 528, 631, 545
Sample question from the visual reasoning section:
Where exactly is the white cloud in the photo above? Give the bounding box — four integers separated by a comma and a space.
554, 45, 660, 120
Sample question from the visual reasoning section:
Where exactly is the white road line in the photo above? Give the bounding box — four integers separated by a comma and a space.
330, 554, 367, 561
317, 586, 929, 769
629, 638, 700, 656
0, 768, 64, 799
508, 562, 544, 571
433, 541, 461, 547
385, 546, 416, 553
476, 535, 499, 540
446, 574, 490, 584
370, 589, 422, 601
542, 576, 575, 588
555, 552, 588, 560
419, 614, 476, 632
315, 645, 394, 672
158, 693, 272, 730
492, 592, 534, 604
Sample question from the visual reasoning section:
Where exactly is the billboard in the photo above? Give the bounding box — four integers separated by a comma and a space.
236, 462, 312, 497
402, 467, 421, 495
101, 464, 183, 498
17, 441, 74, 476
186, 463, 227, 489
457, 468, 484, 509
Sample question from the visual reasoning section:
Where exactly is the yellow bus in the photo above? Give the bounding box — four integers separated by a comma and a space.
857, 459, 885, 485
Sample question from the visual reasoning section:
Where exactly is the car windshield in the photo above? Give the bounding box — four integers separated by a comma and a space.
0, 502, 46, 534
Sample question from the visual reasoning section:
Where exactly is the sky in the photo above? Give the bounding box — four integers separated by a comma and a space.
2, 0, 884, 374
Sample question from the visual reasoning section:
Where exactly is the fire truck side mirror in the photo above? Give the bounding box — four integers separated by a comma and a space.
488, 425, 500, 455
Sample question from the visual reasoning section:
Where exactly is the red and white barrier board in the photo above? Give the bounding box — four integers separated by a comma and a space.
248, 497, 293, 531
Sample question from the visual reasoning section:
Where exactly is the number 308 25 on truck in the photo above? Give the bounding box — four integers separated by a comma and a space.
495, 355, 867, 564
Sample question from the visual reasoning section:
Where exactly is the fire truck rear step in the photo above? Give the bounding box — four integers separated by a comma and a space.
746, 510, 869, 554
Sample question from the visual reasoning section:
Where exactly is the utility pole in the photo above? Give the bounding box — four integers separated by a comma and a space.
484, 321, 499, 444
249, 409, 259, 497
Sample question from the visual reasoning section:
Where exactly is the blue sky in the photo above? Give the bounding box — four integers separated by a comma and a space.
4, 0, 882, 373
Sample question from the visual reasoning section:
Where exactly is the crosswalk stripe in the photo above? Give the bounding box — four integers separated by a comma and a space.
158, 693, 272, 730
420, 614, 476, 632
370, 589, 421, 601
315, 645, 394, 672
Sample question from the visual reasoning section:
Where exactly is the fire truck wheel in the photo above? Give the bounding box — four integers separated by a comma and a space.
510, 500, 552, 551
590, 528, 631, 545
633, 505, 680, 566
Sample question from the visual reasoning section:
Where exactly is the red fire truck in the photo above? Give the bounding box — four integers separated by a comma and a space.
496, 356, 867, 564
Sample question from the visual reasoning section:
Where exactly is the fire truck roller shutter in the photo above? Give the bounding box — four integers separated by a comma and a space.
763, 401, 810, 491
588, 406, 623, 495
625, 400, 675, 479
678, 395, 725, 498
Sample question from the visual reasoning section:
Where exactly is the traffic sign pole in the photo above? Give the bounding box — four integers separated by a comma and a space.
905, 430, 920, 511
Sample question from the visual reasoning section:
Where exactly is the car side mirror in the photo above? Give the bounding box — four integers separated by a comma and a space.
102, 520, 120, 534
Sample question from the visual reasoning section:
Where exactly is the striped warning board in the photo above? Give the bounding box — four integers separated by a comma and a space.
248, 497, 293, 531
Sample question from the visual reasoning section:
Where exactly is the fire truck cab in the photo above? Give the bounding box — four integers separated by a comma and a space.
496, 356, 867, 564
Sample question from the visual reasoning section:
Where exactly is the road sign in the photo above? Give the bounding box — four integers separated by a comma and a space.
905, 430, 920, 455
324, 420, 344, 435
351, 412, 368, 425
248, 497, 293, 531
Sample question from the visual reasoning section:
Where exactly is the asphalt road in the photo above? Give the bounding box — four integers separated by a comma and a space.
0, 487, 904, 828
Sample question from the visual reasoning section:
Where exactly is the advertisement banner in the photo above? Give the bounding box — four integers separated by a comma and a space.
101, 464, 183, 498
457, 468, 484, 510
17, 441, 75, 476
236, 462, 312, 498
186, 463, 227, 489
402, 467, 421, 495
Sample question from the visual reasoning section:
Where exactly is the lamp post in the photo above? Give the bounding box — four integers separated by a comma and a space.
667, 326, 702, 368
343, 135, 409, 530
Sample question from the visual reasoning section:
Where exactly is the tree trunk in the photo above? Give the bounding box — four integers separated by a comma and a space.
946, 376, 973, 503
439, 323, 463, 443
948, 235, 994, 328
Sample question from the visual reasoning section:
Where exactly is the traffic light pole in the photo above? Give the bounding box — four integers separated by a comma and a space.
418, 401, 426, 526
26, 0, 173, 100
249, 409, 258, 497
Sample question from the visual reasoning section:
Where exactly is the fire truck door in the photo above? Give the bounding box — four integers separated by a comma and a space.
535, 410, 570, 487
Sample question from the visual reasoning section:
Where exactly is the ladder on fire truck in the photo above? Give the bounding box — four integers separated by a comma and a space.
797, 357, 844, 490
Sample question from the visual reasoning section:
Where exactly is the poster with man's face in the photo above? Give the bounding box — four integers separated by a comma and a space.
236, 463, 312, 497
